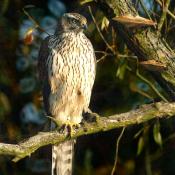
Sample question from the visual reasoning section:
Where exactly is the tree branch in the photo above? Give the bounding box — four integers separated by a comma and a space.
96, 0, 175, 100
0, 101, 175, 162
157, 0, 171, 31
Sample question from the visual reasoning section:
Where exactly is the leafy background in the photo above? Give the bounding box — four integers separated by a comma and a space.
0, 0, 175, 174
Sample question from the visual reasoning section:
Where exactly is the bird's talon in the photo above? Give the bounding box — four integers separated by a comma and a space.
62, 122, 80, 137
58, 125, 66, 134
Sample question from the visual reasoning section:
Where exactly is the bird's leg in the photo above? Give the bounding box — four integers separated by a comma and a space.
63, 122, 80, 138
46, 116, 80, 137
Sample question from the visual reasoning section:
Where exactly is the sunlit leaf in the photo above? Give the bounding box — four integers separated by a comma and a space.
80, 0, 93, 5
116, 60, 127, 80
137, 136, 144, 155
153, 121, 163, 147
101, 16, 109, 30
23, 28, 34, 45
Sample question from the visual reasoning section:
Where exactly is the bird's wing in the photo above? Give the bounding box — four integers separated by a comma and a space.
37, 35, 52, 115
37, 36, 51, 82
37, 35, 66, 115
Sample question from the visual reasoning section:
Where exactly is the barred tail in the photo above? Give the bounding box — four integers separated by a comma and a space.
52, 140, 75, 175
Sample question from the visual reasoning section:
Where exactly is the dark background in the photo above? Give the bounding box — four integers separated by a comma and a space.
0, 0, 175, 174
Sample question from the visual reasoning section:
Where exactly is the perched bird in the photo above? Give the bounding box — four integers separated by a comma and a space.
38, 13, 96, 175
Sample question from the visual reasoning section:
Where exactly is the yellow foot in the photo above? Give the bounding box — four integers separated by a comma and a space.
46, 116, 80, 137
62, 122, 80, 137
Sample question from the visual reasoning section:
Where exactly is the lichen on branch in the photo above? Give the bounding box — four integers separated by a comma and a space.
0, 101, 175, 162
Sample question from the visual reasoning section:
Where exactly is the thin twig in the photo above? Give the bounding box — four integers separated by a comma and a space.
155, 0, 175, 31
95, 51, 113, 63
167, 9, 175, 20
155, 0, 175, 20
118, 54, 138, 59
131, 57, 168, 102
126, 66, 168, 102
139, 0, 153, 20
95, 51, 108, 54
95, 50, 113, 56
111, 127, 126, 175
97, 54, 108, 63
23, 7, 50, 36
97, 53, 111, 63
158, 0, 171, 31
132, 85, 154, 100
136, 69, 168, 102
88, 6, 115, 54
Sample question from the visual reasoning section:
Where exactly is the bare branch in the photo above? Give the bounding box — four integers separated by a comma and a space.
157, 0, 171, 31
155, 0, 175, 20
111, 127, 126, 175
0, 102, 175, 162
88, 6, 115, 54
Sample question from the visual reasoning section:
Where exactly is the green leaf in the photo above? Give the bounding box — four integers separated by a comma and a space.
101, 16, 109, 30
137, 136, 144, 156
153, 121, 163, 147
116, 59, 127, 80
80, 0, 93, 5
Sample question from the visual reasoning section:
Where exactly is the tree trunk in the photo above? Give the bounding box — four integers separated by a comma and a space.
96, 0, 175, 100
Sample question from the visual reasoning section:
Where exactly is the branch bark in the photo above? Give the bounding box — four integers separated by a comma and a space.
0, 101, 175, 162
96, 0, 175, 100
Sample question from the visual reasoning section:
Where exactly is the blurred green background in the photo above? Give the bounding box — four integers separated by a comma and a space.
0, 0, 175, 174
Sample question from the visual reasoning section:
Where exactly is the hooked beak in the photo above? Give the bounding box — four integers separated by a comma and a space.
82, 23, 87, 30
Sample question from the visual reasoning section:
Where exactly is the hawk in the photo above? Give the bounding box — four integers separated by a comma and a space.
38, 13, 96, 175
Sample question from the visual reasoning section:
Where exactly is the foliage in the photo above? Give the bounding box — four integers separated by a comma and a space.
0, 0, 175, 175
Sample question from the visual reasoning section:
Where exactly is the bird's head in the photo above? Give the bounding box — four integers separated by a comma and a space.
60, 13, 87, 32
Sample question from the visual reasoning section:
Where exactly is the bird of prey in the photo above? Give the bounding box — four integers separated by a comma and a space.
38, 13, 96, 175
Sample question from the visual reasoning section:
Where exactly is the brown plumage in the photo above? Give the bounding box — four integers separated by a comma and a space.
38, 13, 96, 175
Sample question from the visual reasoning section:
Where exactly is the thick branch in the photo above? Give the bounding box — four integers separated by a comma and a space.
96, 0, 175, 100
0, 102, 175, 162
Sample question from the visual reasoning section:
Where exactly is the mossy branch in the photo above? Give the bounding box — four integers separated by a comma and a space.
0, 101, 175, 162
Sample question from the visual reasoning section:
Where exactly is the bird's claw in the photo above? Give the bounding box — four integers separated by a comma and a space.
62, 122, 80, 137
46, 116, 80, 137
